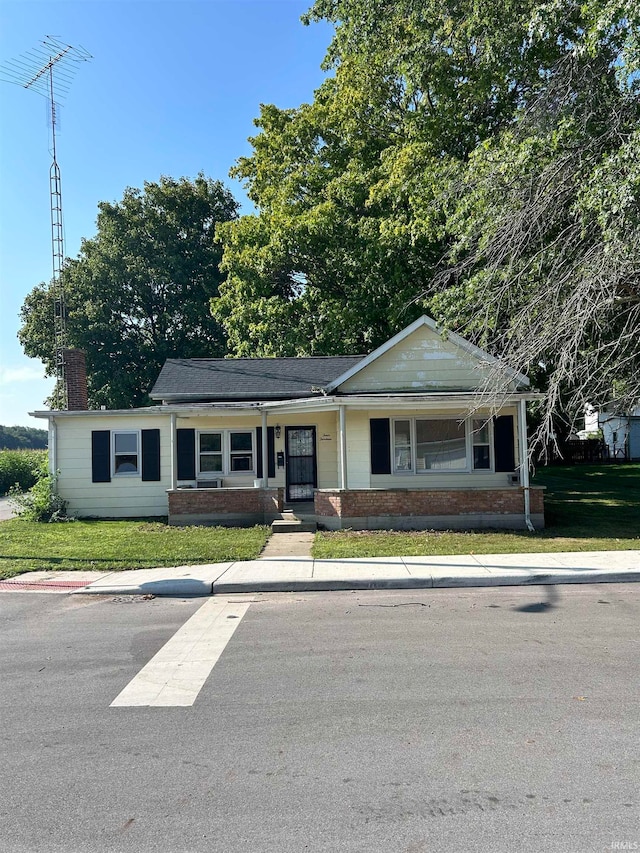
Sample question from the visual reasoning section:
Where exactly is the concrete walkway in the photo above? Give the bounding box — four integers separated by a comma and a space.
259, 531, 314, 559
2, 549, 635, 596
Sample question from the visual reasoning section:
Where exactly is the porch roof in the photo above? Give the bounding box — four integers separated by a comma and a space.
30, 390, 543, 420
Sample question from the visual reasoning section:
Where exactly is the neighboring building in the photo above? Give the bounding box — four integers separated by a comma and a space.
583, 404, 640, 461
31, 316, 545, 530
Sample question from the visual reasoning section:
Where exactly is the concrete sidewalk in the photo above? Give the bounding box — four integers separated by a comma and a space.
66, 550, 640, 596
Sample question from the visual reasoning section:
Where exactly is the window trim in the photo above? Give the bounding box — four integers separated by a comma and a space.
196, 429, 256, 478
228, 430, 255, 473
390, 417, 494, 475
393, 418, 414, 473
112, 429, 140, 478
198, 430, 224, 476
471, 418, 494, 472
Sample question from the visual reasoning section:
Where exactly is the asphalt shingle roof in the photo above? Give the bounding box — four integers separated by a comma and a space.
150, 356, 365, 402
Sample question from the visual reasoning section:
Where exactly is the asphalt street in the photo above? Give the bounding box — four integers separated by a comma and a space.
0, 585, 638, 853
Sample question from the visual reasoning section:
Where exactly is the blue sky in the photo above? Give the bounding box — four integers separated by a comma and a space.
0, 0, 333, 427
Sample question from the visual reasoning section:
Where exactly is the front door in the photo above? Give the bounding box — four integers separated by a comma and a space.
285, 426, 317, 502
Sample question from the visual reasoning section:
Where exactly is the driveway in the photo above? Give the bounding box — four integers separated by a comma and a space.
0, 496, 17, 521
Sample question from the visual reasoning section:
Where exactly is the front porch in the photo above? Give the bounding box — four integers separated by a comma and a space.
168, 485, 284, 527
167, 484, 545, 530
314, 486, 545, 530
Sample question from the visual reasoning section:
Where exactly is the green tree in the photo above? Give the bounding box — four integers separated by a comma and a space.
216, 0, 640, 443
213, 88, 430, 357
19, 175, 238, 409
422, 5, 640, 442
0, 426, 48, 450
214, 0, 590, 356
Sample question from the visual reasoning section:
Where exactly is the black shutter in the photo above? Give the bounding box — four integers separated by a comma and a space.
256, 427, 276, 479
177, 428, 196, 480
370, 418, 391, 474
91, 430, 111, 483
256, 427, 262, 478
494, 415, 516, 472
267, 427, 275, 479
141, 429, 161, 481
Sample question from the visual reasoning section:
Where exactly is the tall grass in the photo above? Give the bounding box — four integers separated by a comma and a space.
0, 449, 47, 495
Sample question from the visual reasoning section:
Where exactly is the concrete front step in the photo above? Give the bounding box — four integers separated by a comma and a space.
271, 518, 317, 533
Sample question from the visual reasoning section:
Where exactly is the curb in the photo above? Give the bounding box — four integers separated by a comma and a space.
213, 570, 640, 595
73, 570, 640, 597
74, 579, 215, 597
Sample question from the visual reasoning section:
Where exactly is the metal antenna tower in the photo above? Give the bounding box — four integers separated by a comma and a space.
1, 36, 91, 409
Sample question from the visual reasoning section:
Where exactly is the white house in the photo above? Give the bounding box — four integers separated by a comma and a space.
32, 316, 545, 530
584, 404, 640, 460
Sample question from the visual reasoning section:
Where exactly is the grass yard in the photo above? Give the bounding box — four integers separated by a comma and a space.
0, 519, 270, 580
312, 463, 640, 559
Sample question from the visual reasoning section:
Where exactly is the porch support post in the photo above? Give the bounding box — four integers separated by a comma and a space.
518, 398, 534, 531
339, 404, 347, 490
170, 413, 177, 491
261, 409, 268, 486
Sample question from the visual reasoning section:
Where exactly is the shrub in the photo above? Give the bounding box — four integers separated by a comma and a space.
0, 450, 47, 495
9, 473, 70, 523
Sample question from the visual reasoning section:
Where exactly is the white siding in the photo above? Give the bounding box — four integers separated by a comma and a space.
313, 411, 339, 489
54, 414, 171, 518
346, 406, 520, 490
370, 471, 513, 489
55, 410, 343, 518
52, 401, 524, 517
510, 406, 522, 470
344, 410, 371, 489
629, 418, 640, 460
177, 414, 262, 488
177, 411, 340, 490
339, 326, 508, 393
598, 412, 638, 460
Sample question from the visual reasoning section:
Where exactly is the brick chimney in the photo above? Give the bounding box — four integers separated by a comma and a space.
63, 349, 88, 410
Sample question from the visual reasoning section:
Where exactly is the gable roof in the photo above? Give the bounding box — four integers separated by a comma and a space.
150, 316, 530, 404
150, 355, 364, 403
325, 315, 530, 392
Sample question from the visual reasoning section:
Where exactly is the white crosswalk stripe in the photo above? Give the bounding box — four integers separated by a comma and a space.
110, 598, 250, 707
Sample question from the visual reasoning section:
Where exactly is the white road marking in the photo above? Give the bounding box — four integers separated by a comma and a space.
110, 598, 250, 707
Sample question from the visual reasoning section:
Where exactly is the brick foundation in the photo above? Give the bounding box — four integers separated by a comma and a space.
314, 487, 545, 531
168, 487, 284, 526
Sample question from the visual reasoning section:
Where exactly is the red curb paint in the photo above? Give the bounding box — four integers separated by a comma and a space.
0, 580, 90, 591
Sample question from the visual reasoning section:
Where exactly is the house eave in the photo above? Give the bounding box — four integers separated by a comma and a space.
259, 390, 543, 413
29, 403, 265, 419
30, 390, 543, 421
149, 392, 326, 404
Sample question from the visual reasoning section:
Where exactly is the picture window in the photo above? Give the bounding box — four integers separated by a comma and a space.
389, 417, 493, 474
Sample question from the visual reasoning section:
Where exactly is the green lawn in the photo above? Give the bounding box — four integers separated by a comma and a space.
0, 519, 270, 580
312, 464, 640, 559
2, 465, 638, 575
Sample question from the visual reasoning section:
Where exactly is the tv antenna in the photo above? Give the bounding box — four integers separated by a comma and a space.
1, 36, 92, 409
